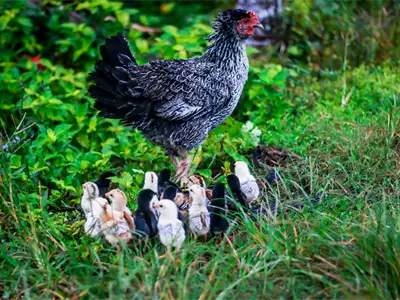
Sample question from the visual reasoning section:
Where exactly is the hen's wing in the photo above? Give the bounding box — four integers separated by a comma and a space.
91, 34, 231, 129
111, 59, 229, 127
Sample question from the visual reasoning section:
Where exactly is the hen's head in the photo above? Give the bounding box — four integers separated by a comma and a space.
212, 9, 263, 40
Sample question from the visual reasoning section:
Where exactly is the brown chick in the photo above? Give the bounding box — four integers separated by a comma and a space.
101, 189, 134, 245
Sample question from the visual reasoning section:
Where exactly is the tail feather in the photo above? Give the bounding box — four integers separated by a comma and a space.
100, 33, 136, 67
89, 33, 140, 121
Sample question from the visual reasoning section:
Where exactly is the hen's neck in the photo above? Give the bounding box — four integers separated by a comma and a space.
202, 33, 248, 71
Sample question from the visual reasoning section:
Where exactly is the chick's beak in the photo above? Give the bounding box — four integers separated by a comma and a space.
105, 192, 110, 199
153, 203, 160, 209
253, 22, 264, 29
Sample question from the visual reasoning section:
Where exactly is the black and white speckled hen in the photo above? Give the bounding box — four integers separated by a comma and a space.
89, 9, 263, 180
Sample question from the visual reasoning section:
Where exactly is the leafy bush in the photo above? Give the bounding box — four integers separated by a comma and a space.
0, 0, 261, 210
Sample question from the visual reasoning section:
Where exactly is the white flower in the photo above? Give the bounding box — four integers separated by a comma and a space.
242, 121, 254, 132
251, 128, 261, 137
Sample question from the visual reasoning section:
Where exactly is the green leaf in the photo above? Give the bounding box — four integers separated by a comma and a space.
88, 115, 97, 132
10, 155, 21, 168
116, 11, 130, 27
197, 169, 212, 178
47, 129, 56, 143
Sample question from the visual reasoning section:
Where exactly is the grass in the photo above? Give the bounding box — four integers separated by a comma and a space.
1, 88, 400, 299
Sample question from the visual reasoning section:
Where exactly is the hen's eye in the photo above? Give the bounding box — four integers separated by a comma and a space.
160, 205, 163, 207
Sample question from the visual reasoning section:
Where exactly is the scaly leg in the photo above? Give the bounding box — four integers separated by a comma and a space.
175, 152, 191, 184
169, 154, 180, 170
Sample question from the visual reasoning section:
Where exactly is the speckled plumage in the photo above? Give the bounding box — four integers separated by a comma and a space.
188, 185, 210, 236
100, 189, 134, 245
89, 9, 255, 156
234, 161, 260, 203
240, 180, 260, 203
154, 200, 186, 249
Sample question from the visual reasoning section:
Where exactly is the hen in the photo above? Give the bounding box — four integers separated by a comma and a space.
89, 9, 262, 181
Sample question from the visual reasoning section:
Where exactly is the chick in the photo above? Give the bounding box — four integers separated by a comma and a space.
161, 185, 179, 201
143, 171, 158, 193
149, 191, 160, 219
227, 174, 249, 210
134, 189, 158, 238
161, 180, 191, 211
158, 169, 181, 197
188, 184, 210, 237
188, 174, 206, 189
81, 182, 109, 237
161, 185, 188, 228
233, 161, 260, 204
153, 200, 185, 249
94, 171, 115, 198
210, 183, 229, 235
188, 174, 211, 206
101, 189, 134, 245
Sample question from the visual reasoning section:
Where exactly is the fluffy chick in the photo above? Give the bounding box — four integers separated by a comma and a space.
227, 174, 249, 210
101, 189, 134, 245
188, 174, 211, 205
143, 171, 158, 193
134, 189, 158, 237
161, 185, 188, 228
210, 183, 229, 235
234, 161, 260, 204
93, 171, 115, 198
188, 184, 210, 236
188, 174, 206, 189
153, 200, 185, 249
81, 182, 109, 237
158, 169, 181, 197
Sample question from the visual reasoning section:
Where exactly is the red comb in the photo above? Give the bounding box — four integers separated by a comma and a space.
248, 11, 259, 21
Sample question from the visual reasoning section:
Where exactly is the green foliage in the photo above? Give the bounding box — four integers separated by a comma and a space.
285, 0, 400, 69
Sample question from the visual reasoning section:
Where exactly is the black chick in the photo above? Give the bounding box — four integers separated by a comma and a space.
161, 185, 188, 232
226, 174, 249, 210
162, 185, 178, 201
210, 183, 229, 235
158, 169, 181, 197
134, 189, 158, 238
94, 171, 115, 198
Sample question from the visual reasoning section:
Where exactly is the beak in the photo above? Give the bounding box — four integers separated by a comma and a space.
105, 192, 110, 198
153, 203, 160, 209
253, 22, 264, 29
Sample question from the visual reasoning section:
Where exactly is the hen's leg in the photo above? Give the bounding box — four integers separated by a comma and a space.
169, 154, 180, 170
175, 152, 191, 184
